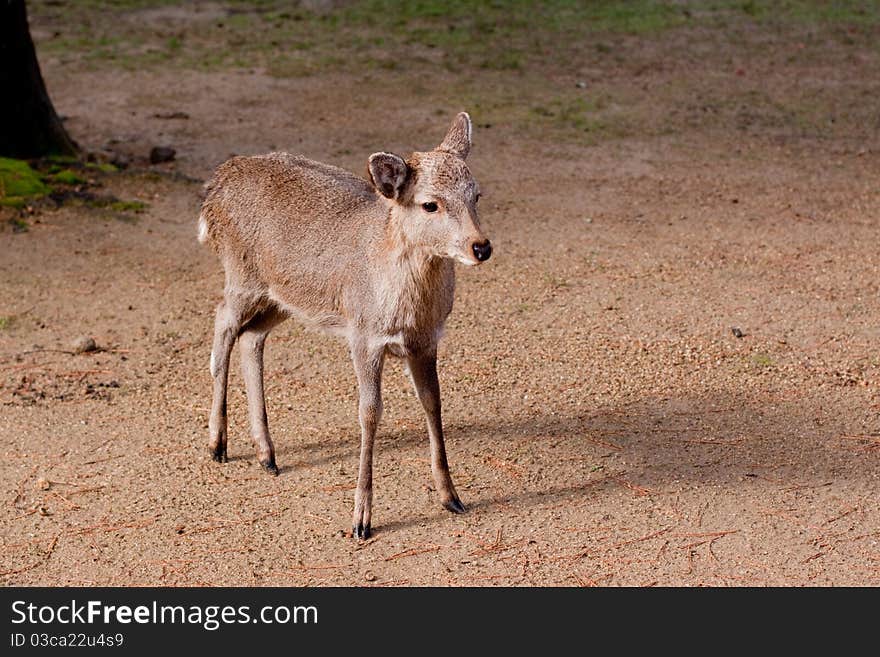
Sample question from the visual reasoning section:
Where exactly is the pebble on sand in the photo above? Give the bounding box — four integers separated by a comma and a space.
149, 146, 176, 164
72, 336, 98, 353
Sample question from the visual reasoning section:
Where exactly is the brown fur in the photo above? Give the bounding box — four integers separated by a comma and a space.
198, 113, 490, 538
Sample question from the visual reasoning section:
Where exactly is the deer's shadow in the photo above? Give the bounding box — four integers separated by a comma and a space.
264, 388, 875, 533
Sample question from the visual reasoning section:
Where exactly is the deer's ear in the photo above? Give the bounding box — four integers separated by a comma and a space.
436, 112, 472, 159
368, 152, 409, 200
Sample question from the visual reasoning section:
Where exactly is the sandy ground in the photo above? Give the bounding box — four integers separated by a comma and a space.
2, 3, 879, 586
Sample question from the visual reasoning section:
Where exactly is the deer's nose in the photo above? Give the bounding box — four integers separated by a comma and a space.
472, 240, 492, 262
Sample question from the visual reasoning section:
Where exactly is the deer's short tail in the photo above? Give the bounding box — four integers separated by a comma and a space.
197, 176, 220, 245
197, 212, 209, 244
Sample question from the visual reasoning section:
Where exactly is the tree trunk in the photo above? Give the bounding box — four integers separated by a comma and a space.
0, 0, 77, 158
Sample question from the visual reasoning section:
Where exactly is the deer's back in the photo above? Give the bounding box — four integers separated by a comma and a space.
202, 152, 381, 250
200, 153, 386, 330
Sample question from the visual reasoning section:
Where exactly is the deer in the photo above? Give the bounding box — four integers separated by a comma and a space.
197, 112, 492, 539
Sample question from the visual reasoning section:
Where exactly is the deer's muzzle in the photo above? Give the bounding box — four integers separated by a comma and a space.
472, 240, 492, 262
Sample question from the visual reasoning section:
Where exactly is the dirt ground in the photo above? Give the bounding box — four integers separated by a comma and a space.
2, 2, 879, 586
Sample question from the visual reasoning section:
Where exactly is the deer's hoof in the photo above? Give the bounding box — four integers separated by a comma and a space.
353, 523, 371, 540
210, 447, 227, 463
442, 497, 467, 514
260, 458, 279, 476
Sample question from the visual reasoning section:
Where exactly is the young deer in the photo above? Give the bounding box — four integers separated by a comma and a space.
198, 113, 491, 539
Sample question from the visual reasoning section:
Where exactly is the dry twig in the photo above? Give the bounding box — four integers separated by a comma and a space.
384, 544, 442, 561
0, 533, 61, 577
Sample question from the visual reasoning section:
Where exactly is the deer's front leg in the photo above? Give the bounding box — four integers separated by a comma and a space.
350, 341, 386, 540
406, 350, 465, 514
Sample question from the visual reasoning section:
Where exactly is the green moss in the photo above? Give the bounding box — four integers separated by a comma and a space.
108, 200, 147, 213
45, 154, 79, 166
85, 196, 148, 215
0, 158, 52, 207
86, 162, 119, 174
48, 169, 88, 185
0, 316, 11, 329
8, 218, 29, 233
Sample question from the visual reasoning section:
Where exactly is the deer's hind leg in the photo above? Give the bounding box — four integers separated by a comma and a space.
238, 306, 286, 475
207, 291, 260, 464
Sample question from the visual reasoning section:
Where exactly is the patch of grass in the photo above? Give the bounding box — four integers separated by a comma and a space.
27, 0, 880, 146
0, 158, 52, 207
28, 0, 692, 78
341, 0, 684, 34
579, 0, 686, 32
30, 0, 880, 80
525, 93, 627, 141
727, 0, 880, 24
479, 51, 522, 71
0, 316, 11, 329
66, 0, 179, 8
738, 0, 762, 17
751, 353, 775, 368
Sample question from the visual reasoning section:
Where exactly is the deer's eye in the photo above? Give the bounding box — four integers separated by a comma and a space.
422, 202, 439, 213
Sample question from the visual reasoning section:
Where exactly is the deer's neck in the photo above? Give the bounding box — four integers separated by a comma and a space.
374, 218, 452, 336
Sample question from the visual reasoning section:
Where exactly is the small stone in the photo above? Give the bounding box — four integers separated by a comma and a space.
731, 327, 744, 339
37, 505, 51, 516
36, 477, 51, 490
110, 152, 131, 170
72, 336, 98, 353
153, 111, 190, 120
364, 571, 377, 582
149, 146, 176, 164
576, 81, 587, 89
